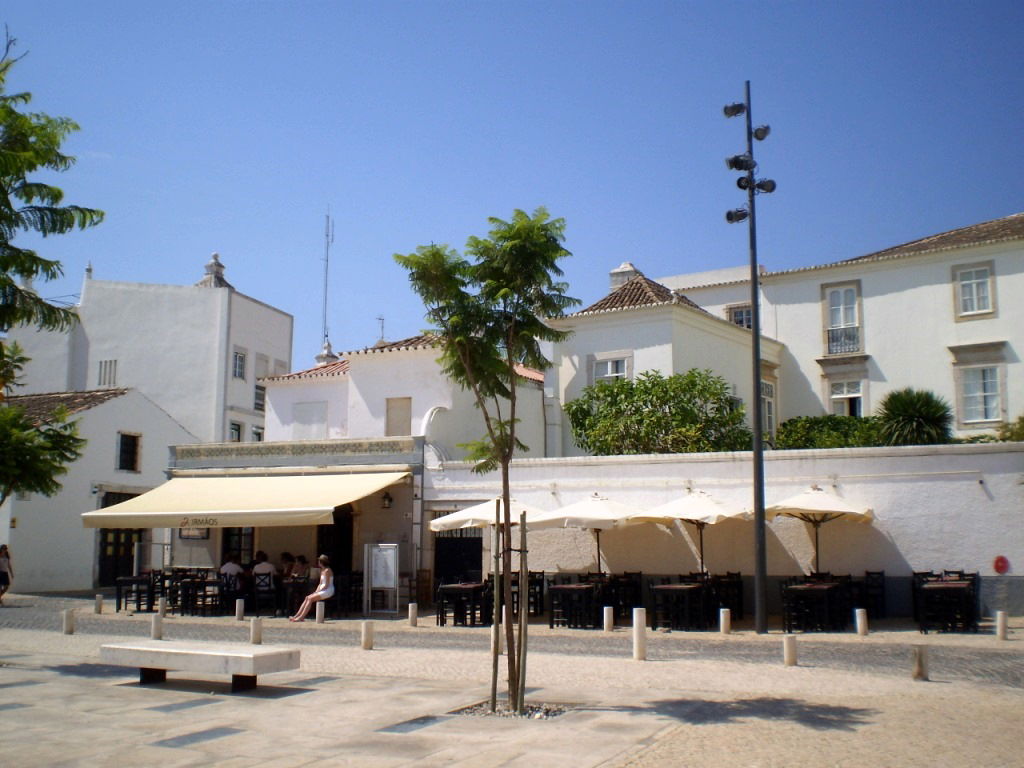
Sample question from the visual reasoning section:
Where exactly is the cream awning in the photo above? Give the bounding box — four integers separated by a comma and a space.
81, 472, 409, 529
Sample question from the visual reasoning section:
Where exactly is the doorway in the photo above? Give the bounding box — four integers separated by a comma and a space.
317, 505, 354, 575
97, 492, 141, 586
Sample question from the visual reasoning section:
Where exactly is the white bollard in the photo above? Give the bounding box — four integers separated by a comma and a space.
62, 609, 75, 635
235, 598, 246, 621
408, 602, 418, 627
361, 620, 374, 650
94, 594, 103, 614
783, 634, 797, 666
996, 610, 1008, 641
315, 601, 326, 624
151, 613, 163, 640
632, 607, 647, 661
719, 608, 732, 635
158, 596, 167, 617
855, 608, 869, 636
603, 606, 615, 632
912, 645, 929, 681
250, 617, 262, 645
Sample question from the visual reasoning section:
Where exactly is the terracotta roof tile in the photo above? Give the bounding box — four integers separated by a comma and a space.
572, 273, 706, 316
5, 389, 129, 423
355, 334, 439, 354
842, 212, 1024, 263
267, 358, 350, 381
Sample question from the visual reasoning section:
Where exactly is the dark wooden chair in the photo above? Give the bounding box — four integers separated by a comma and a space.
251, 572, 276, 616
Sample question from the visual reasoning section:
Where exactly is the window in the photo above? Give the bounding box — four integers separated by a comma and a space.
594, 358, 627, 381
954, 262, 995, 319
229, 422, 243, 442
824, 283, 860, 354
729, 305, 753, 329
254, 384, 266, 412
760, 380, 776, 437
386, 397, 413, 436
830, 380, 862, 417
251, 426, 264, 442
98, 359, 118, 388
962, 367, 999, 423
117, 433, 140, 471
232, 351, 246, 379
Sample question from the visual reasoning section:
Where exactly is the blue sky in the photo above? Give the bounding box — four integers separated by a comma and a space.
6, 2, 1023, 367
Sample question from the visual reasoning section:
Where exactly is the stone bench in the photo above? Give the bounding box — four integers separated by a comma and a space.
100, 640, 300, 691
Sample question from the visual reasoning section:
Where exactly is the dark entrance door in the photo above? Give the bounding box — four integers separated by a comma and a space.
97, 491, 143, 586
434, 533, 484, 584
317, 505, 353, 574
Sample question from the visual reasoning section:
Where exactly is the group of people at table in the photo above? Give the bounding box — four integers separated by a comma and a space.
218, 551, 334, 620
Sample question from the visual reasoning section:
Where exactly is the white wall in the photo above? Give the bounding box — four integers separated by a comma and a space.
425, 443, 1024, 612
264, 374, 349, 441
6, 390, 197, 592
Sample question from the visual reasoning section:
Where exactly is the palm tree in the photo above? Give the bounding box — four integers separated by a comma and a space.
876, 388, 953, 446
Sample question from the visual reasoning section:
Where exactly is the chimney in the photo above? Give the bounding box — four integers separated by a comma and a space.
609, 261, 640, 291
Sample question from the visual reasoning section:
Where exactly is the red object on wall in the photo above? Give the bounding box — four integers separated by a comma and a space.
993, 555, 1009, 575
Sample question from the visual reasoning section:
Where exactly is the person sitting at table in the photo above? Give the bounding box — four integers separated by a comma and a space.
292, 555, 310, 579
289, 555, 333, 622
219, 552, 244, 578
279, 552, 295, 579
251, 550, 277, 587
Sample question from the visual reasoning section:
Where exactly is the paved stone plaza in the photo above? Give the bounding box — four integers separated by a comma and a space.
1, 593, 1021, 767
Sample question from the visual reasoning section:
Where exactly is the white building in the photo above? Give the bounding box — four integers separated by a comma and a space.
659, 212, 1024, 435
3, 389, 196, 592
8, 254, 294, 443
545, 267, 784, 456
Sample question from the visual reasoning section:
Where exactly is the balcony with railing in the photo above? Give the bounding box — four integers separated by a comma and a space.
827, 326, 860, 355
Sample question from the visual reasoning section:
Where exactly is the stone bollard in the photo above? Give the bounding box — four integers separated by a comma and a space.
996, 610, 1008, 641
408, 602, 418, 627
315, 601, 326, 624
783, 635, 797, 666
62, 609, 75, 635
94, 594, 103, 614
603, 606, 615, 632
719, 608, 732, 635
151, 613, 163, 640
632, 607, 646, 661
361, 620, 374, 650
158, 596, 167, 617
855, 608, 869, 636
250, 617, 262, 645
235, 598, 245, 621
911, 645, 929, 681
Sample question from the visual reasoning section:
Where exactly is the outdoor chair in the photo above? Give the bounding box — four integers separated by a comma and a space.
863, 570, 886, 618
251, 572, 276, 616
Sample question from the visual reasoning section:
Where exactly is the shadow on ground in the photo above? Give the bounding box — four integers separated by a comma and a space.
588, 697, 877, 731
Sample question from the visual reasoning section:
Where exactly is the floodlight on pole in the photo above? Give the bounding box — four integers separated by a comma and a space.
722, 80, 775, 635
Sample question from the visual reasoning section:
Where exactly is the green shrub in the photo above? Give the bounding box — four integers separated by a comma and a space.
876, 388, 953, 446
775, 414, 880, 450
997, 414, 1024, 442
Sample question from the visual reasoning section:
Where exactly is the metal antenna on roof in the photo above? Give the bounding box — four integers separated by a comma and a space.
377, 315, 385, 342
321, 208, 334, 347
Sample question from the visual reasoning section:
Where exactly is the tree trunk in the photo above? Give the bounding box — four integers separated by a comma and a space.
500, 461, 518, 707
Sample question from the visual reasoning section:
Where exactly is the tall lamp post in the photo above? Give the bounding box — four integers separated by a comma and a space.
723, 81, 776, 634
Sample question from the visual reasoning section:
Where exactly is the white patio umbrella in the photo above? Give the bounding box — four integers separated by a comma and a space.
528, 493, 642, 570
627, 489, 751, 573
429, 497, 549, 531
766, 486, 873, 573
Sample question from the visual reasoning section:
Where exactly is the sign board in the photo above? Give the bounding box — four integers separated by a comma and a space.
364, 543, 400, 614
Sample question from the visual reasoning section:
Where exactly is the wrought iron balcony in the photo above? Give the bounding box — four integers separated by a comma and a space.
827, 326, 860, 355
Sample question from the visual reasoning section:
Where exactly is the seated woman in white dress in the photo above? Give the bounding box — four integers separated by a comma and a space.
289, 554, 334, 622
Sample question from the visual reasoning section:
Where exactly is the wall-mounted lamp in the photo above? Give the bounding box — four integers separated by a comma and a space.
381, 491, 393, 509
91, 485, 99, 496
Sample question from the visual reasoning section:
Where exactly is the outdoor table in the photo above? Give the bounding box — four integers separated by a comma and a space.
115, 575, 153, 613
917, 580, 977, 633
782, 582, 844, 632
651, 583, 705, 630
436, 582, 488, 627
283, 577, 310, 615
549, 583, 600, 628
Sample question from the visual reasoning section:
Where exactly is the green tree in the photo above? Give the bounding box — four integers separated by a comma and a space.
0, 399, 85, 508
565, 369, 753, 455
775, 414, 881, 450
876, 387, 953, 446
396, 207, 578, 712
0, 32, 103, 341
996, 414, 1024, 442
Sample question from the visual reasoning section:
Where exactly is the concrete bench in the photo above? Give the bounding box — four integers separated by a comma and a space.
100, 640, 300, 691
